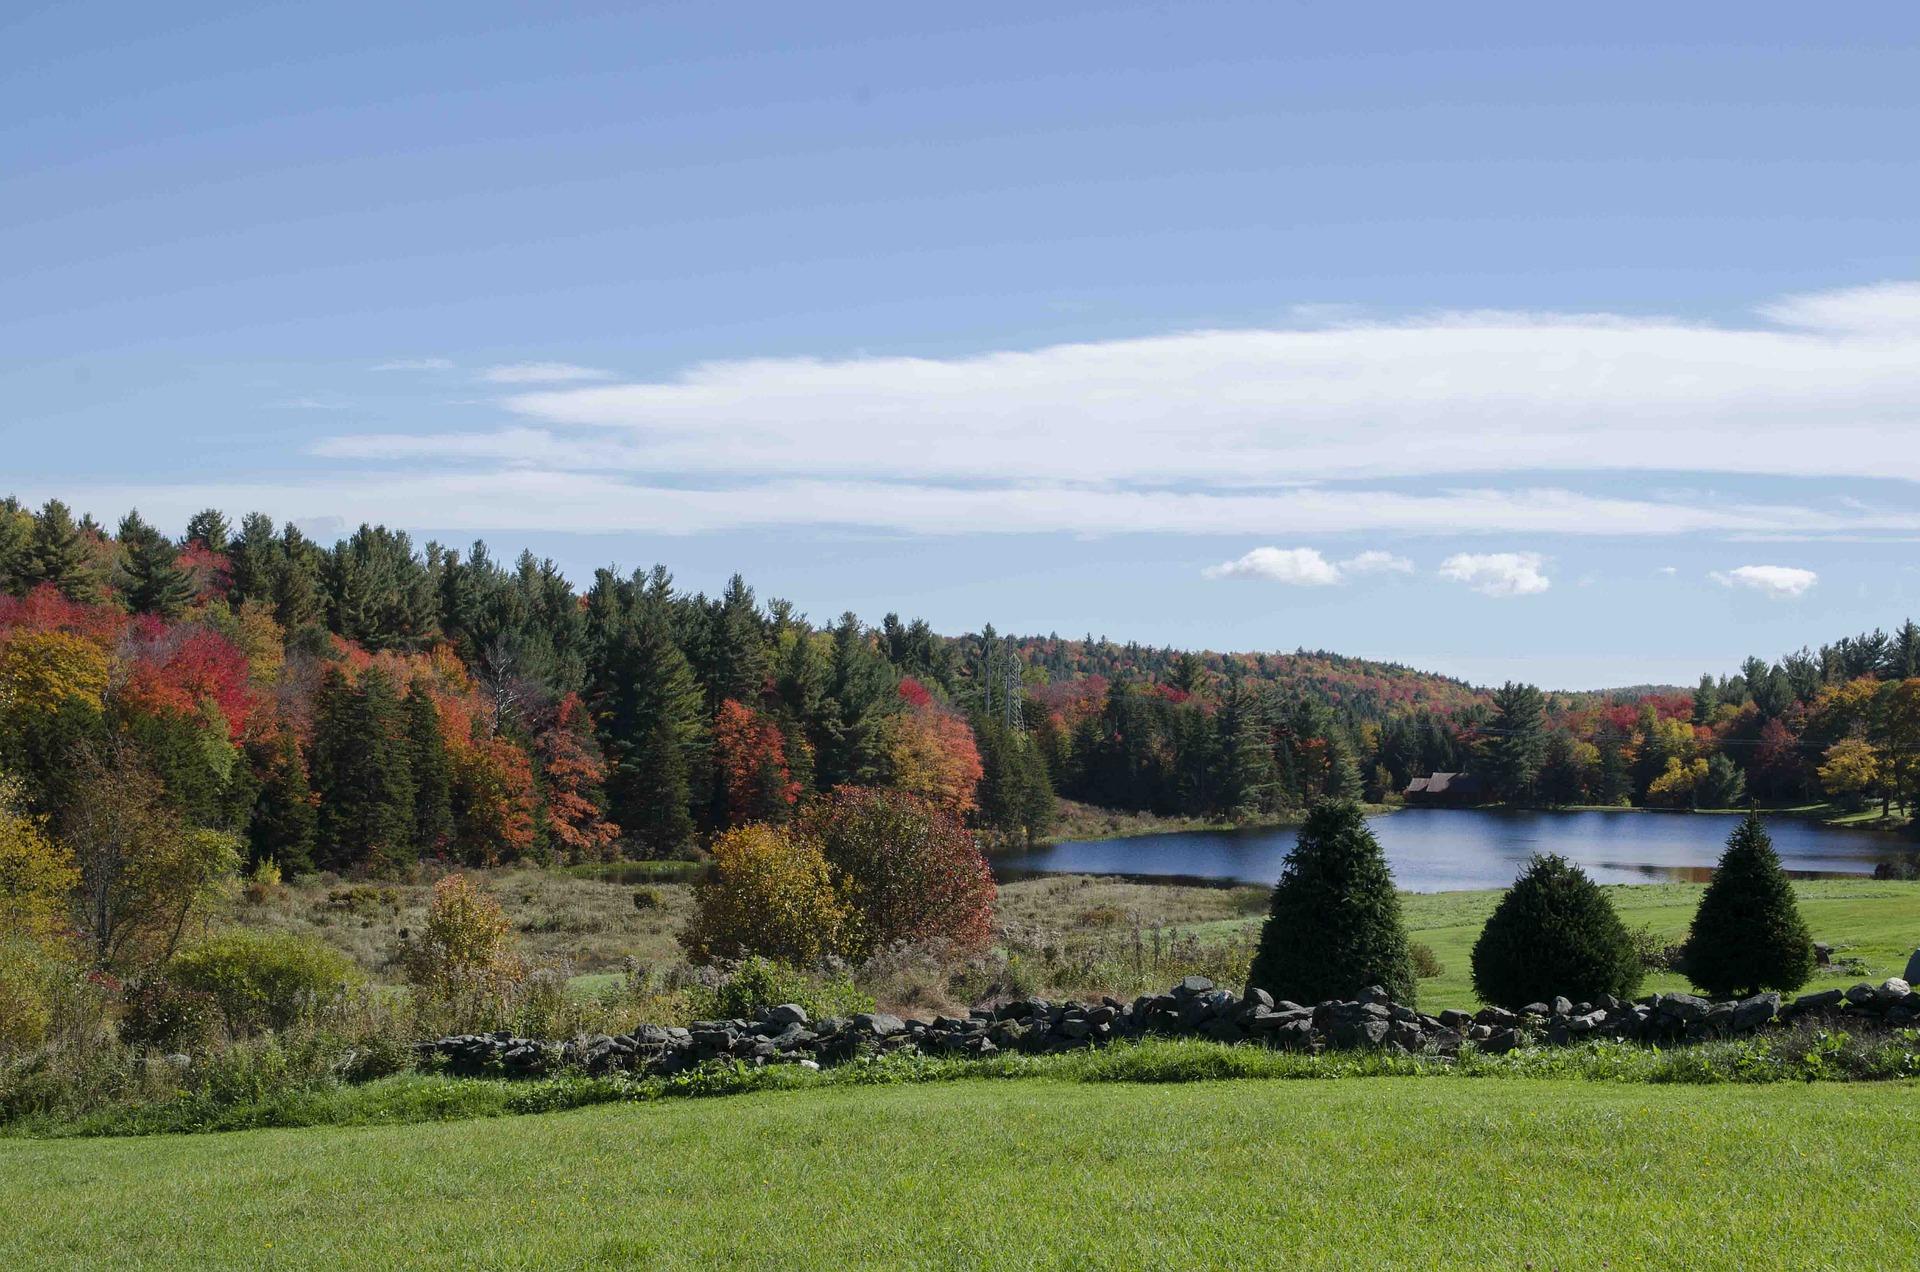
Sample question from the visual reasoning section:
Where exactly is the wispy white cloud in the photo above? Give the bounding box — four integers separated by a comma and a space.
1438, 552, 1551, 597
1710, 564, 1818, 599
1759, 281, 1920, 335
115, 280, 1920, 542
1339, 550, 1416, 577
371, 357, 454, 372
480, 362, 613, 384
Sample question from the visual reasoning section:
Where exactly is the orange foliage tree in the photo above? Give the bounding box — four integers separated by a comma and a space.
712, 697, 800, 826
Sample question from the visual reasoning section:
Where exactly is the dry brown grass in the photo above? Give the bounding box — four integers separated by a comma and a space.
228, 867, 695, 979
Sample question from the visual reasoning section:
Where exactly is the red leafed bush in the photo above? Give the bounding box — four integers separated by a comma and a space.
799, 786, 995, 959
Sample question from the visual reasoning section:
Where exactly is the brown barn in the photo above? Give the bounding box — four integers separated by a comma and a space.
1402, 772, 1485, 805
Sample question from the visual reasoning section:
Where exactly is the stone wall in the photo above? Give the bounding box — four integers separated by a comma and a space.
416, 975, 1918, 1079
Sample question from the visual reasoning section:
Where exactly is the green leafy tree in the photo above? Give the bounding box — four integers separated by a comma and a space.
1470, 854, 1642, 1009
1681, 814, 1815, 998
1245, 801, 1417, 1006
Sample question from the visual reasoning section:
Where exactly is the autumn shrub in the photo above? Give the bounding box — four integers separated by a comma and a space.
400, 873, 525, 1002
680, 824, 852, 965
802, 786, 996, 960
632, 885, 663, 910
1471, 854, 1642, 1009
168, 930, 364, 1037
1245, 801, 1417, 1006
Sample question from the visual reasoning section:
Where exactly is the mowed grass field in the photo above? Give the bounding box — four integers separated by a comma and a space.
1174, 878, 1920, 1011
5, 1076, 1918, 1269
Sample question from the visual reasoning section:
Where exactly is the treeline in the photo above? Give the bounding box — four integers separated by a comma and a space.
1470, 626, 1920, 813
0, 498, 1055, 883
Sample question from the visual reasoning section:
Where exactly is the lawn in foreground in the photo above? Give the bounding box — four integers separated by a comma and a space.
6, 1078, 1917, 1269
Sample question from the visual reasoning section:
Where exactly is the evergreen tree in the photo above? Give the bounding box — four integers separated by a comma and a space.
227, 512, 281, 607
310, 666, 417, 871
406, 683, 455, 855
324, 524, 439, 651
273, 523, 327, 636
585, 568, 707, 855
183, 509, 231, 554
1699, 752, 1747, 809
704, 573, 770, 709
1470, 854, 1642, 1009
1480, 681, 1547, 803
23, 499, 104, 602
973, 715, 1054, 845
1217, 679, 1276, 816
0, 497, 33, 594
1681, 814, 1815, 998
1245, 801, 1417, 1006
817, 612, 900, 788
245, 731, 317, 874
115, 509, 194, 617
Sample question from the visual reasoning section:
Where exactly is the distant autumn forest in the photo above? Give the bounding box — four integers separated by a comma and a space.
1, 495, 1915, 880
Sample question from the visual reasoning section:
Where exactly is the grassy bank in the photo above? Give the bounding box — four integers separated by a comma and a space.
5, 1075, 1917, 1268
1160, 877, 1920, 1011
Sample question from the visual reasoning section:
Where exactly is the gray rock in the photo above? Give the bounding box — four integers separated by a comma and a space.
1331, 1018, 1390, 1049
854, 1012, 906, 1037
764, 1003, 809, 1026
1731, 993, 1781, 1032
1878, 977, 1912, 1004
1174, 976, 1214, 998
1792, 988, 1845, 1012
1659, 993, 1711, 1023
1551, 996, 1574, 1017
1905, 949, 1920, 984
1846, 982, 1879, 1005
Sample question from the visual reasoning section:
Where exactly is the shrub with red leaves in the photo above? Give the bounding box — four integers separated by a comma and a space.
798, 786, 995, 958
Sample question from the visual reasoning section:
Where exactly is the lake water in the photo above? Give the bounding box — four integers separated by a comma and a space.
995, 808, 1909, 893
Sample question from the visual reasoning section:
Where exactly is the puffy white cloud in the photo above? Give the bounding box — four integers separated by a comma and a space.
480, 362, 613, 384
1203, 546, 1416, 585
1438, 552, 1551, 597
1203, 547, 1343, 585
1710, 564, 1818, 599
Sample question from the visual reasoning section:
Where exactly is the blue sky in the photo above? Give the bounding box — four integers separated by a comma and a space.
6, 3, 1920, 688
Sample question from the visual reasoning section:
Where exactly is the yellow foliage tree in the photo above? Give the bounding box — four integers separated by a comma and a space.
0, 774, 77, 945
1818, 735, 1882, 806
681, 824, 854, 966
402, 872, 524, 996
1646, 756, 1708, 808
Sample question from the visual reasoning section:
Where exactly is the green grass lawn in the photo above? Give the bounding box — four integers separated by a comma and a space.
5, 1076, 1917, 1268
1175, 878, 1920, 1011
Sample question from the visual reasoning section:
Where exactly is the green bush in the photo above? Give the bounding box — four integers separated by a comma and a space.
169, 931, 363, 1037
1411, 942, 1445, 979
632, 886, 663, 911
1471, 854, 1643, 1009
1682, 813, 1816, 998
1245, 801, 1417, 1006
691, 956, 874, 1022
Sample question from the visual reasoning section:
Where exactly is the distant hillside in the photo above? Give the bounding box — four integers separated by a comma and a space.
1002, 634, 1488, 722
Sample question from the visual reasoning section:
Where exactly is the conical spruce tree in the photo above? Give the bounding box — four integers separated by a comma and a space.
406, 683, 455, 855
247, 731, 317, 874
1245, 800, 1417, 1006
1681, 813, 1815, 998
1471, 854, 1642, 1009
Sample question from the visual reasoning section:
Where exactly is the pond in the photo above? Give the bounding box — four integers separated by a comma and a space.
995, 808, 1910, 893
